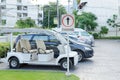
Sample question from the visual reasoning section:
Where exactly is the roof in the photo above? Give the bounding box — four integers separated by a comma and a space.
0, 28, 53, 35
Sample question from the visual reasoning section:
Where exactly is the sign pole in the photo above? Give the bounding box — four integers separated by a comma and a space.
66, 0, 71, 76
61, 1, 74, 76
66, 32, 70, 76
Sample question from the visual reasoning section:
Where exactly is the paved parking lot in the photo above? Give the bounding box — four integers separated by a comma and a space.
72, 40, 120, 80
0, 40, 120, 80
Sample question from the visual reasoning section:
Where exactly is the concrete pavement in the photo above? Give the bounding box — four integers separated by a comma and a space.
72, 40, 120, 80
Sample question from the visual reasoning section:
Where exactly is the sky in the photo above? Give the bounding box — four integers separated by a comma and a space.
37, 0, 73, 5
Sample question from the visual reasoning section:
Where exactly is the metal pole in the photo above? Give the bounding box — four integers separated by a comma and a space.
57, 0, 59, 28
10, 33, 13, 52
66, 0, 71, 76
48, 10, 50, 28
37, 5, 39, 26
0, 5, 2, 25
68, 0, 70, 13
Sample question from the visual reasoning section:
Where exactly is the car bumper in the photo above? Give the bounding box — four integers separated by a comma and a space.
84, 50, 94, 58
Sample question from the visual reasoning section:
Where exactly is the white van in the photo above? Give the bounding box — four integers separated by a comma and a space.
1, 28, 78, 70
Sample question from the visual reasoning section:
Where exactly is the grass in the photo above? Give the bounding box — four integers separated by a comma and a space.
0, 70, 79, 80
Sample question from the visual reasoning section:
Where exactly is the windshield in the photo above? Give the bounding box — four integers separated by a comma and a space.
81, 31, 90, 36
74, 31, 90, 36
55, 32, 67, 44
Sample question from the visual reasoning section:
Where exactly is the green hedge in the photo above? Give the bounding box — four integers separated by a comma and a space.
100, 36, 120, 39
0, 42, 10, 58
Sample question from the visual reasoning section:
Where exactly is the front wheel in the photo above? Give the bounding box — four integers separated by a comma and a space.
9, 57, 20, 69
78, 51, 84, 62
60, 59, 73, 70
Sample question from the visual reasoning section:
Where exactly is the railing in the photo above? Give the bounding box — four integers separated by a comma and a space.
0, 36, 17, 42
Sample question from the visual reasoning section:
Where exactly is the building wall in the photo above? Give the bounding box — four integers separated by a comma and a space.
0, 0, 43, 27
77, 0, 119, 31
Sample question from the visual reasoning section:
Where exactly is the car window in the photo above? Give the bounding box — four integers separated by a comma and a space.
49, 35, 58, 42
74, 31, 79, 35
81, 31, 90, 36
60, 32, 67, 37
69, 36, 78, 41
33, 35, 49, 41
21, 35, 32, 40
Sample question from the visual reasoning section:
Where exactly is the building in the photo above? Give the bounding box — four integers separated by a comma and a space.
73, 0, 120, 32
0, 0, 43, 27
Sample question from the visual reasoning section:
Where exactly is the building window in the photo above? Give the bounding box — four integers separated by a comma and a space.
17, 5, 22, 10
38, 20, 42, 24
23, 13, 28, 17
1, 5, 6, 9
23, 6, 27, 10
38, 13, 42, 18
17, 13, 22, 18
2, 20, 6, 25
1, 0, 6, 3
17, 0, 22, 3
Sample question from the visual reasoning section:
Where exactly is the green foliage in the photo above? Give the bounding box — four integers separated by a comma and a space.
100, 26, 109, 36
77, 0, 81, 4
73, 11, 98, 31
107, 14, 118, 36
100, 36, 120, 39
43, 2, 66, 28
107, 14, 118, 27
16, 18, 36, 28
93, 33, 99, 39
0, 70, 79, 80
0, 42, 10, 58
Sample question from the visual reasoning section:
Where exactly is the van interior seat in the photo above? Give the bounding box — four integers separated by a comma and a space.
15, 40, 22, 52
19, 39, 37, 53
36, 40, 53, 54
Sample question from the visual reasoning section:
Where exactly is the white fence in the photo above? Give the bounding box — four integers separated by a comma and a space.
0, 36, 17, 42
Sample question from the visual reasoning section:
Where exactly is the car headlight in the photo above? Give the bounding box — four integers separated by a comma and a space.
85, 47, 92, 50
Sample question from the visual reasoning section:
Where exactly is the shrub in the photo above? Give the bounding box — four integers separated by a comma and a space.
100, 36, 120, 39
100, 26, 109, 37
93, 33, 99, 39
0, 42, 10, 58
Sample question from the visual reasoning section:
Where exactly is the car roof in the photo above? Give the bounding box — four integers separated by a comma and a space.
74, 28, 85, 32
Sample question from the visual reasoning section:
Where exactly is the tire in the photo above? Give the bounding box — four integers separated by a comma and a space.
77, 51, 84, 62
9, 57, 20, 69
60, 59, 73, 70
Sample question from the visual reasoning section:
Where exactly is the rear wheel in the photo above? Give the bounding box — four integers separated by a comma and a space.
60, 59, 73, 70
9, 57, 20, 69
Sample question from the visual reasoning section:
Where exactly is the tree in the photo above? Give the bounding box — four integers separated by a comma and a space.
16, 18, 36, 28
43, 2, 66, 28
77, 0, 81, 4
107, 14, 118, 36
100, 26, 109, 37
73, 11, 98, 31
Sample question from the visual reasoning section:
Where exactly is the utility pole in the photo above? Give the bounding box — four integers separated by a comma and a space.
57, 0, 59, 28
0, 2, 1, 27
48, 10, 50, 28
37, 5, 39, 26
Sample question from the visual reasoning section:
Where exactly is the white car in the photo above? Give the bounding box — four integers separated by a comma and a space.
52, 28, 95, 46
73, 28, 95, 46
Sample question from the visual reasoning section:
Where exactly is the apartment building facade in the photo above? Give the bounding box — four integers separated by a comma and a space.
0, 0, 43, 27
73, 0, 120, 31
